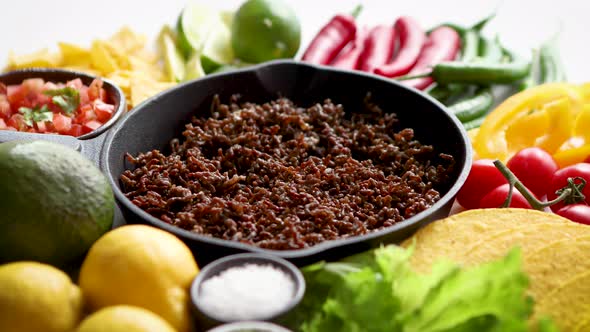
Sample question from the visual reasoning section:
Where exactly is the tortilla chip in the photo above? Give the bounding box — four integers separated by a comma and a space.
58, 42, 91, 67
130, 73, 175, 107
7, 49, 62, 69
403, 209, 570, 273
532, 270, 590, 331
90, 41, 119, 74
108, 26, 147, 53
525, 238, 590, 304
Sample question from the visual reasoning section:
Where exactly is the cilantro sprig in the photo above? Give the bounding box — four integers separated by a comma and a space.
43, 86, 80, 115
18, 105, 53, 127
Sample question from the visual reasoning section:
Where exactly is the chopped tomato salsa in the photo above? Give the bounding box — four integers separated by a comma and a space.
0, 77, 115, 137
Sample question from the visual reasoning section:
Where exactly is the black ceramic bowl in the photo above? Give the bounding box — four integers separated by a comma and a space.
0, 68, 126, 169
191, 253, 305, 331
0, 68, 125, 140
92, 60, 470, 266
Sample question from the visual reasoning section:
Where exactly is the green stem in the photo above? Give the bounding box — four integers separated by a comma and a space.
350, 4, 363, 19
493, 160, 583, 210
395, 72, 432, 81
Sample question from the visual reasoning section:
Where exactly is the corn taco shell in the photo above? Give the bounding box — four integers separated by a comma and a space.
403, 208, 570, 273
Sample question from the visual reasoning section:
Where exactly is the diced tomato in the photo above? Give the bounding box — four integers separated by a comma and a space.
53, 113, 72, 134
0, 96, 11, 120
93, 100, 114, 122
88, 78, 105, 101
43, 82, 58, 91
7, 85, 25, 107
82, 120, 102, 134
22, 78, 44, 94
0, 118, 6, 129
7, 114, 28, 131
79, 86, 90, 105
67, 124, 84, 137
35, 121, 48, 133
66, 78, 83, 90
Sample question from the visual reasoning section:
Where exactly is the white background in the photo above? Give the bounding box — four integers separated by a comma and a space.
1, 0, 589, 82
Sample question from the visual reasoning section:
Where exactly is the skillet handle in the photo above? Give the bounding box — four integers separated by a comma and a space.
0, 131, 105, 168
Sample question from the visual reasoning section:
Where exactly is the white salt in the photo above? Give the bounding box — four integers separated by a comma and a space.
199, 263, 295, 321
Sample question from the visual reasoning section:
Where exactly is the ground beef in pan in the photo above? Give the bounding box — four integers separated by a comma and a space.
120, 95, 455, 250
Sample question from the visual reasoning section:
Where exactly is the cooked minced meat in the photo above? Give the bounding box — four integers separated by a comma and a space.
120, 95, 455, 250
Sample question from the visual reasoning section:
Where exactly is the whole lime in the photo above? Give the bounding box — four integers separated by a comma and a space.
231, 0, 301, 63
0, 140, 114, 266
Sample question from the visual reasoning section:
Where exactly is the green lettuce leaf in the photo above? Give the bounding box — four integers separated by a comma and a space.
286, 245, 537, 332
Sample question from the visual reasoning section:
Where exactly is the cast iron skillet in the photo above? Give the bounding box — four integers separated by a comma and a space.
102, 60, 472, 266
0, 62, 471, 267
0, 68, 126, 167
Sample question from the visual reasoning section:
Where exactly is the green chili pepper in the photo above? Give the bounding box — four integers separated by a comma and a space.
539, 37, 566, 83
447, 87, 494, 122
463, 114, 486, 130
518, 49, 538, 91
431, 50, 531, 85
427, 28, 480, 102
477, 36, 503, 63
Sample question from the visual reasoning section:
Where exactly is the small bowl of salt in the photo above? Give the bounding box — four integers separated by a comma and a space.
190, 253, 305, 330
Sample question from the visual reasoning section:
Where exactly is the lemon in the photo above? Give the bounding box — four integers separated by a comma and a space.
0, 261, 83, 332
79, 225, 199, 332
76, 305, 177, 332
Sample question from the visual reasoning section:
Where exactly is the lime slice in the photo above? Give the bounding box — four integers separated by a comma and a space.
201, 19, 234, 74
176, 2, 217, 58
184, 53, 206, 82
158, 27, 186, 82
220, 10, 234, 28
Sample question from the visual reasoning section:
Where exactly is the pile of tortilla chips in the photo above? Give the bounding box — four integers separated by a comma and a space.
403, 208, 590, 331
5, 27, 175, 109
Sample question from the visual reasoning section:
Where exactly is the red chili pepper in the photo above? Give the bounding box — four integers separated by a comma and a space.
330, 26, 368, 70
374, 16, 426, 78
357, 25, 396, 72
402, 26, 461, 90
301, 6, 362, 65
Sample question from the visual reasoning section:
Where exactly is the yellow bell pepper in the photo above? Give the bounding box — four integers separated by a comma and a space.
473, 83, 584, 162
553, 104, 590, 167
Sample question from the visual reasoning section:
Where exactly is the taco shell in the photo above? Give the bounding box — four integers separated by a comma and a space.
525, 238, 590, 305
533, 270, 590, 332
404, 208, 570, 273
459, 222, 590, 266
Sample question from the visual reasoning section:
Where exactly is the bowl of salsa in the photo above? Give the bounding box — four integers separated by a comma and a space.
0, 68, 125, 139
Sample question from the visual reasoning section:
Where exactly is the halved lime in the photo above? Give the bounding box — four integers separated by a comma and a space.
158, 26, 186, 82
201, 18, 235, 74
231, 0, 301, 63
184, 52, 206, 82
176, 2, 217, 59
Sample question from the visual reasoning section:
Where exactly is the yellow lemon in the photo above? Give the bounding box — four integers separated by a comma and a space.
76, 305, 177, 332
79, 225, 198, 332
0, 261, 83, 332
